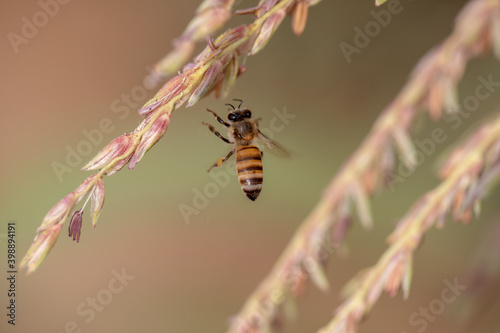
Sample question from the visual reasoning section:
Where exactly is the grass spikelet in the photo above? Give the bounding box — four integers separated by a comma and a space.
291, 0, 309, 36
349, 181, 373, 230
154, 0, 235, 77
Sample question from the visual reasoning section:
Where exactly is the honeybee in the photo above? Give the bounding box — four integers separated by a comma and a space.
203, 99, 290, 201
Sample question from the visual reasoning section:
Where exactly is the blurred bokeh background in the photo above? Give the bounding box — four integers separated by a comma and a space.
1, 0, 500, 332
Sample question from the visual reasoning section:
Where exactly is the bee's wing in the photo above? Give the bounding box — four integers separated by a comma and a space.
256, 130, 291, 158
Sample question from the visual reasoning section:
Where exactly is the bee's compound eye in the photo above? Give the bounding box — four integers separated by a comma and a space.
227, 113, 237, 121
244, 110, 252, 118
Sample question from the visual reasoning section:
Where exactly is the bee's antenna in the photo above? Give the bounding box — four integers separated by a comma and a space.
225, 103, 235, 110
233, 98, 244, 108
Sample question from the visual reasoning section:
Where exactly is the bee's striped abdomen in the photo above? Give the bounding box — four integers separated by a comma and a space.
236, 145, 263, 201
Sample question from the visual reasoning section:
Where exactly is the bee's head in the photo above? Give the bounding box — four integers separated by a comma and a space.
227, 109, 252, 122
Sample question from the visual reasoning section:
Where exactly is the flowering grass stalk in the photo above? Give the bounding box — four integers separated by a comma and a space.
20, 0, 323, 275
227, 0, 500, 331
154, 0, 235, 77
318, 116, 500, 332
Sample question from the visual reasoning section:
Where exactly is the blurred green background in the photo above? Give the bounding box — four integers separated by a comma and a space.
1, 0, 500, 332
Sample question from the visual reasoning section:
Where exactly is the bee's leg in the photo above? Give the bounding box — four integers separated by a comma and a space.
206, 109, 230, 127
202, 122, 231, 144
208, 149, 234, 172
